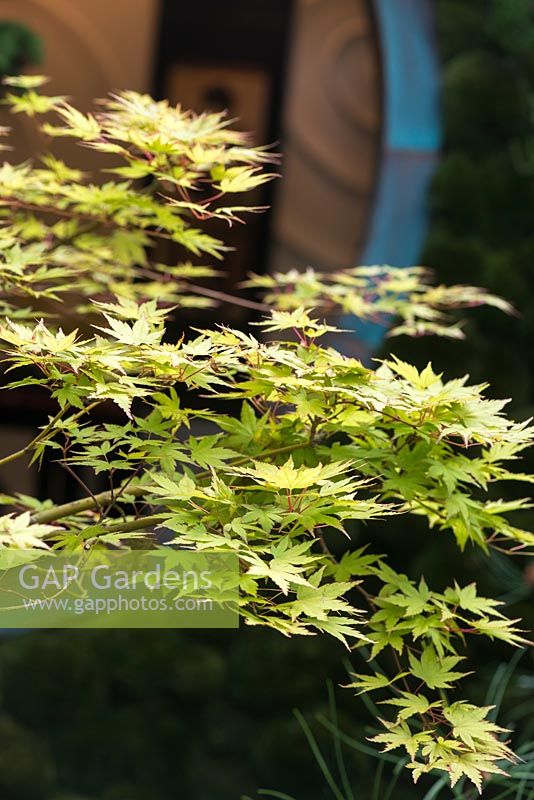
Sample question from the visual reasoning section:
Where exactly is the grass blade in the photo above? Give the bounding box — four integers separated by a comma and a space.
327, 680, 355, 800
294, 709, 346, 800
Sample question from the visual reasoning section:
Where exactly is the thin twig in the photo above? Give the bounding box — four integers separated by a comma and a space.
185, 283, 269, 312
0, 405, 70, 468
57, 461, 102, 517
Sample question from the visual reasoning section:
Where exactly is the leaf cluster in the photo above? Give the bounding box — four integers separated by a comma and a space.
0, 77, 532, 794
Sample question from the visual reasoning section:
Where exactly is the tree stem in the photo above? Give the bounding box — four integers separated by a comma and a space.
84, 514, 165, 537
32, 485, 147, 524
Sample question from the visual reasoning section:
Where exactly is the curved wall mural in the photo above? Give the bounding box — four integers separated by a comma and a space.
354, 0, 442, 351
0, 0, 159, 167
268, 0, 382, 275
269, 0, 442, 355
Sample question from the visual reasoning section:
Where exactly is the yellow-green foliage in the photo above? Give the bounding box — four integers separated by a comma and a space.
0, 77, 532, 794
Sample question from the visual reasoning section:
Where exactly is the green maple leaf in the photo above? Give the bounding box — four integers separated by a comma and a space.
6, 91, 64, 116
240, 506, 282, 533
216, 402, 268, 448
369, 720, 433, 759
185, 435, 237, 469
447, 751, 508, 793
443, 702, 508, 751
386, 577, 432, 616
408, 646, 470, 689
287, 580, 355, 620
346, 671, 408, 696
244, 459, 306, 491
470, 616, 531, 647
415, 745, 510, 794
367, 628, 405, 659
3, 74, 49, 89
230, 456, 354, 491
333, 547, 382, 580
43, 103, 101, 140
257, 307, 341, 338
387, 357, 441, 390
312, 617, 370, 648
442, 581, 505, 617
370, 603, 403, 632
94, 312, 162, 347
244, 538, 318, 594
380, 691, 440, 723
216, 165, 276, 193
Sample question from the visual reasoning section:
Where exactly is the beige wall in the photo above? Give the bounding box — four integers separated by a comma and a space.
0, 0, 160, 164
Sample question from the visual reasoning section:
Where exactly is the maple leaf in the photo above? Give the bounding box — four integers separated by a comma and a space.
0, 77, 532, 791
243, 538, 319, 595
93, 311, 162, 347
470, 616, 531, 646
443, 702, 509, 751
408, 646, 470, 689
369, 720, 433, 759
0, 512, 58, 549
346, 671, 408, 696
229, 456, 354, 491
380, 691, 440, 723
185, 435, 238, 469
385, 577, 433, 616
257, 307, 342, 339
312, 617, 370, 648
442, 581, 505, 617
287, 580, 355, 621
447, 751, 508, 794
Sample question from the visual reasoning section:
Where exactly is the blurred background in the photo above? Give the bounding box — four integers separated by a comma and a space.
0, 1, 533, 798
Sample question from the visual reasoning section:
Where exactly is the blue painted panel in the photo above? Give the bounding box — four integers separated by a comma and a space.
375, 0, 442, 152
347, 0, 443, 354
363, 150, 440, 268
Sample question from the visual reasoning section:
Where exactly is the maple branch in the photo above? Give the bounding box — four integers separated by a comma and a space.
30, 440, 313, 525
0, 196, 199, 245
83, 513, 165, 538
185, 283, 269, 313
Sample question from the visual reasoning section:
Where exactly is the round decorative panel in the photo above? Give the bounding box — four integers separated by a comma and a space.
0, 0, 158, 168
268, 0, 382, 273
